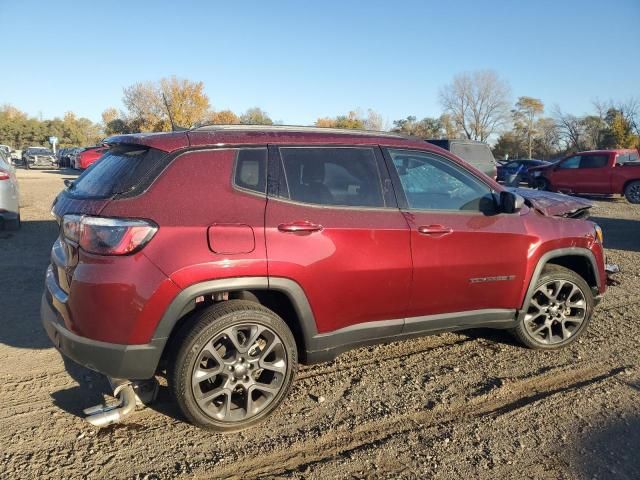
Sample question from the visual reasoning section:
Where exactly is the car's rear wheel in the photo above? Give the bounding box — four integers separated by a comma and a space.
170, 300, 297, 431
624, 180, 640, 204
512, 265, 594, 349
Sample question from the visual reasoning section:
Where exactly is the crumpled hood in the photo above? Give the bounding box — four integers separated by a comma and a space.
508, 187, 592, 218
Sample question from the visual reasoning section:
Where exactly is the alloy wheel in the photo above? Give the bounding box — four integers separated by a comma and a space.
191, 323, 288, 422
627, 183, 640, 203
524, 279, 587, 345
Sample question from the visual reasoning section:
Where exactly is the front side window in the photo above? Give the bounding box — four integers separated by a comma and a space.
579, 154, 608, 169
388, 149, 493, 211
278, 147, 385, 207
558, 156, 580, 169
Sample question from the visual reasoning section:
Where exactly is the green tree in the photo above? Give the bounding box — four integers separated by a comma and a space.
0, 105, 101, 149
240, 107, 273, 125
314, 110, 367, 129
492, 131, 525, 160
602, 109, 636, 148
392, 116, 442, 137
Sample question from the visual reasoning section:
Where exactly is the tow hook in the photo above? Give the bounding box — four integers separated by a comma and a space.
84, 377, 158, 427
605, 263, 621, 286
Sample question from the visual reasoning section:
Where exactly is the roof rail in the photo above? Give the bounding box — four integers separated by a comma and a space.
191, 124, 412, 139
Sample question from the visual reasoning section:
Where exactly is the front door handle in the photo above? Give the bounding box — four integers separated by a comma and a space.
278, 221, 323, 233
417, 224, 453, 236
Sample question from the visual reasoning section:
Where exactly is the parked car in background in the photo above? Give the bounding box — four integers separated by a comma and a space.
43, 125, 606, 430
22, 147, 57, 169
0, 145, 11, 156
529, 149, 640, 203
68, 147, 84, 169
58, 148, 76, 168
56, 148, 67, 166
10, 150, 22, 163
425, 138, 497, 178
75, 145, 108, 169
0, 149, 20, 230
497, 159, 552, 184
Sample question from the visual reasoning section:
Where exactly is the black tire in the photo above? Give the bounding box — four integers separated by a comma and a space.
4, 215, 21, 231
512, 265, 594, 350
535, 177, 550, 191
624, 180, 640, 204
169, 300, 298, 431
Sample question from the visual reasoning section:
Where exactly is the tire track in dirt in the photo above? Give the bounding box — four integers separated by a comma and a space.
183, 363, 628, 479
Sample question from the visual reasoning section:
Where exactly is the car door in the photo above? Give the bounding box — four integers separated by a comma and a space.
382, 147, 534, 330
265, 145, 412, 335
573, 153, 611, 193
549, 155, 581, 191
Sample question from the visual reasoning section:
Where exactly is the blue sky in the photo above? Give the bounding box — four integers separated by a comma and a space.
1, 0, 638, 126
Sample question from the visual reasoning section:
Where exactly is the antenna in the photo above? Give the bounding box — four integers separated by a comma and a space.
161, 91, 177, 132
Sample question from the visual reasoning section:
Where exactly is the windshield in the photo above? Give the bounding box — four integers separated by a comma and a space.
29, 148, 53, 155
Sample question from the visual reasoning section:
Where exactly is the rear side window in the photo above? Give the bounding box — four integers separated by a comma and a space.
580, 154, 608, 168
69, 145, 168, 198
278, 147, 385, 208
234, 148, 267, 194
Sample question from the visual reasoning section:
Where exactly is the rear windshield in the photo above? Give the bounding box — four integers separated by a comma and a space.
450, 143, 495, 167
617, 152, 640, 164
69, 145, 168, 198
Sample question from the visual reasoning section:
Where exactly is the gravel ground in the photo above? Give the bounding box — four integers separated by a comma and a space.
1, 169, 639, 479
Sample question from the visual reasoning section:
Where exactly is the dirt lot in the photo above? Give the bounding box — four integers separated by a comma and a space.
1, 168, 639, 479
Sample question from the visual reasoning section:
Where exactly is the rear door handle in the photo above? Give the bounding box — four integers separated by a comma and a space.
278, 221, 323, 233
417, 224, 453, 236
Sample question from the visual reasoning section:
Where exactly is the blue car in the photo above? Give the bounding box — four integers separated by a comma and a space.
497, 159, 551, 184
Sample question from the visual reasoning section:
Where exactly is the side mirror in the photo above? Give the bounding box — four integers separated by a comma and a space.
500, 191, 525, 214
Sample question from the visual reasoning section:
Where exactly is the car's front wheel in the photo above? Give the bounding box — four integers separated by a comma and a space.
512, 265, 594, 349
535, 177, 550, 190
624, 180, 640, 204
170, 300, 298, 431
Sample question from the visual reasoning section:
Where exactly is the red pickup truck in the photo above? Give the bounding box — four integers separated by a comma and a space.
529, 149, 640, 204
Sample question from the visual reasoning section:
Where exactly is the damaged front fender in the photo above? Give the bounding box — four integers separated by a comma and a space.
508, 187, 593, 219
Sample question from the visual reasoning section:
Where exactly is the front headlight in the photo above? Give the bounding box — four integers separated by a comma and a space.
594, 224, 603, 244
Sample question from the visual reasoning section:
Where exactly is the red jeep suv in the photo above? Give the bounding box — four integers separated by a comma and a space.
42, 126, 606, 430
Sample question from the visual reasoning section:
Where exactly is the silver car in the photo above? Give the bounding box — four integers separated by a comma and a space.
0, 150, 20, 230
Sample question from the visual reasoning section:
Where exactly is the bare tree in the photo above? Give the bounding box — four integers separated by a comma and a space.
439, 70, 511, 142
553, 106, 584, 151
513, 96, 544, 158
535, 118, 560, 159
363, 109, 384, 131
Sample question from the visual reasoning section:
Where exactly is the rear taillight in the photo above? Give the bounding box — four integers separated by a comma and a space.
62, 215, 158, 255
0, 170, 10, 180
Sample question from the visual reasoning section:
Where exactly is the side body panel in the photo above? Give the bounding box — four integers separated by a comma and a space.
402, 209, 534, 315
95, 148, 269, 342
264, 145, 413, 334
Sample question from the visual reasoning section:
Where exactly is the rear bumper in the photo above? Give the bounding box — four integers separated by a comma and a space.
41, 290, 162, 380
